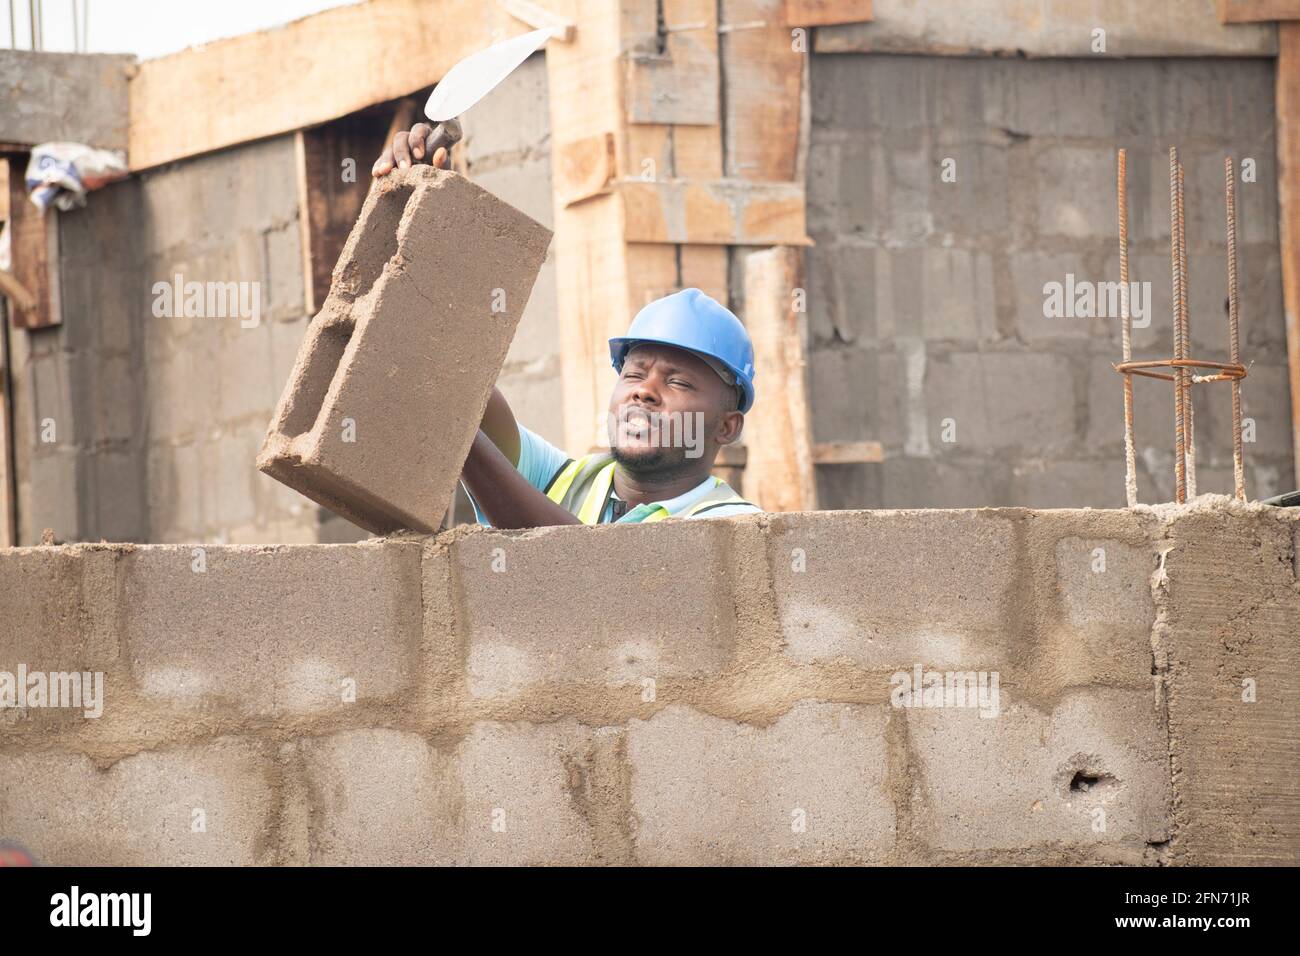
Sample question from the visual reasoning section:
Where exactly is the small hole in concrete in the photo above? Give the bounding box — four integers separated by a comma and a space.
1070, 771, 1100, 792
1069, 770, 1119, 795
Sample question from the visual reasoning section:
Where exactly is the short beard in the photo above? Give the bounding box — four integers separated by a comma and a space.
610, 444, 695, 482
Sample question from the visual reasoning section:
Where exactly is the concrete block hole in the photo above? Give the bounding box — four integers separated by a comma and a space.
338, 181, 415, 300
1064, 764, 1120, 798
281, 319, 355, 438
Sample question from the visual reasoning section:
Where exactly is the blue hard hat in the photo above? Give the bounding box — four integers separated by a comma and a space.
609, 289, 756, 413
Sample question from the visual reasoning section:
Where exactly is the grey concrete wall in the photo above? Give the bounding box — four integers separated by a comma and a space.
133, 135, 324, 543
9, 135, 322, 544
0, 501, 1295, 864
806, 53, 1296, 509
0, 50, 133, 151
9, 182, 149, 543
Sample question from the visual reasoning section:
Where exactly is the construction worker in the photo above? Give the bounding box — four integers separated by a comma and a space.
374, 128, 760, 528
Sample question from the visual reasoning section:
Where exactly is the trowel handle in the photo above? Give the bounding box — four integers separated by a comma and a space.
425, 118, 463, 166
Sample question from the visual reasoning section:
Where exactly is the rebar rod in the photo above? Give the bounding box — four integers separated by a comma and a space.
1225, 157, 1247, 502
1118, 149, 1138, 506
1178, 161, 1196, 497
1170, 148, 1187, 503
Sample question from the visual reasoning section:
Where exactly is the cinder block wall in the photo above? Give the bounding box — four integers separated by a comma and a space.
1, 502, 1295, 865
806, 54, 1297, 509
9, 136, 322, 546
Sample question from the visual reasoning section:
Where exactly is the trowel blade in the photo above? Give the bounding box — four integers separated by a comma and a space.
424, 27, 558, 122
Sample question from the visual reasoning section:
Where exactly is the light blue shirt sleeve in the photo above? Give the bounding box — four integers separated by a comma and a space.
465, 424, 572, 527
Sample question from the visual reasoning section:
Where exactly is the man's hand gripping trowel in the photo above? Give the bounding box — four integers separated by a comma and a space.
376, 27, 560, 174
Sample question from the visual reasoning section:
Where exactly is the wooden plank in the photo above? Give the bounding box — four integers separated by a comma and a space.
742, 246, 815, 512
624, 0, 720, 126
0, 156, 13, 545
127, 0, 526, 172
678, 245, 729, 304
784, 0, 871, 26
812, 440, 883, 464
1, 157, 18, 546
4, 155, 59, 330
1220, 0, 1300, 22
295, 105, 398, 313
721, 0, 803, 182
502, 0, 576, 40
0, 314, 13, 548
619, 178, 809, 245
1277, 22, 1300, 476
555, 132, 617, 205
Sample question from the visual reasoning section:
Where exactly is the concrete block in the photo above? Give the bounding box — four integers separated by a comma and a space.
455, 522, 736, 698
217, 325, 276, 424
769, 510, 1020, 670
85, 450, 148, 543
29, 353, 76, 447
925, 351, 1078, 457
1050, 534, 1155, 683
0, 738, 276, 865
806, 242, 873, 346
0, 546, 116, 673
814, 460, 882, 511
928, 143, 1011, 239
21, 451, 80, 543
214, 422, 264, 532
145, 336, 222, 442
120, 541, 421, 717
263, 219, 305, 320
880, 455, 1014, 509
258, 166, 552, 534
806, 137, 878, 237
906, 689, 1170, 857
501, 256, 558, 368
1009, 458, 1124, 509
626, 703, 894, 864
94, 355, 141, 444
1033, 146, 1119, 240
146, 443, 203, 542
1011, 252, 1115, 343
913, 247, 999, 341
297, 723, 595, 865
1160, 508, 1300, 864
808, 345, 880, 442
812, 245, 1000, 346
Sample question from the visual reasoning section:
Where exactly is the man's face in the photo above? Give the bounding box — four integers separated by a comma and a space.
607, 343, 743, 476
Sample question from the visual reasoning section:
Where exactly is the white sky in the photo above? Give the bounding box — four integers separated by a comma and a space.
2, 0, 363, 59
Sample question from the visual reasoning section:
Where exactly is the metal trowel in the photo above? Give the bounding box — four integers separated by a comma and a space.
420, 27, 560, 160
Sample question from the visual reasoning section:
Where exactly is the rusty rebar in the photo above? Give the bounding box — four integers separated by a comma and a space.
1113, 148, 1249, 505
1170, 148, 1187, 503
1178, 161, 1196, 497
1225, 157, 1246, 501
1118, 149, 1138, 506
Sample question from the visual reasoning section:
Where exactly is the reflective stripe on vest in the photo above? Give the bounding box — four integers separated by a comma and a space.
543, 453, 753, 524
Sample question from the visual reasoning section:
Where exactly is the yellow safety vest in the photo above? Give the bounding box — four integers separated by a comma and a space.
543, 453, 753, 524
